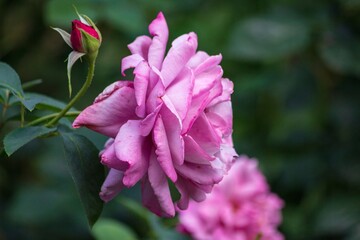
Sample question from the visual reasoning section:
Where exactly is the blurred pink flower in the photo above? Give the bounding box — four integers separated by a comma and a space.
178, 156, 284, 240
73, 12, 237, 217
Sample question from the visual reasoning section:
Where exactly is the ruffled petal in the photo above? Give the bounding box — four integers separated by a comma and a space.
133, 62, 151, 118
165, 67, 194, 120
140, 104, 162, 136
142, 150, 175, 217
183, 135, 214, 164
176, 161, 223, 185
187, 51, 209, 69
159, 101, 184, 166
182, 78, 223, 134
187, 112, 221, 155
175, 177, 207, 210
207, 78, 234, 107
161, 32, 198, 87
192, 65, 223, 97
114, 120, 151, 187
153, 114, 177, 182
73, 81, 137, 138
100, 140, 129, 171
148, 12, 168, 70
193, 54, 222, 75
206, 101, 233, 138
99, 169, 125, 202
121, 54, 144, 76
128, 35, 152, 58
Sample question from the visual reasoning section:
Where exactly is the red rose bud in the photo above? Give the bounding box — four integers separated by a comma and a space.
71, 19, 101, 54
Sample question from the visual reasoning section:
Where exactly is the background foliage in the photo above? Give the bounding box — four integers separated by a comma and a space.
1, 0, 360, 239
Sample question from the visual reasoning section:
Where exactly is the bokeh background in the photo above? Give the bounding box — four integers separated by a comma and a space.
1, 0, 360, 239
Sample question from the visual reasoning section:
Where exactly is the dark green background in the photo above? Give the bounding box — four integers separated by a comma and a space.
1, 0, 360, 239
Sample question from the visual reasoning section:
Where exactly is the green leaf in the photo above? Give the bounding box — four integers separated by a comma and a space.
0, 62, 34, 110
3, 126, 57, 156
228, 13, 309, 61
59, 126, 105, 227
92, 218, 137, 240
0, 62, 24, 98
9, 92, 69, 112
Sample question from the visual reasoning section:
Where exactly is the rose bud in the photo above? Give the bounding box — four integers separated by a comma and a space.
52, 12, 102, 96
71, 19, 101, 55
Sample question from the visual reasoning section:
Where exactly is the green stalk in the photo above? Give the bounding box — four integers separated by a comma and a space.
26, 111, 80, 127
46, 56, 96, 127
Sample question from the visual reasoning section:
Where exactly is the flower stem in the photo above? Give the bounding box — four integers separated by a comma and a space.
46, 57, 96, 127
26, 111, 80, 127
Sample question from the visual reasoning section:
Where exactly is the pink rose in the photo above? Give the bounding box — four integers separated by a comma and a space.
73, 12, 237, 217
178, 156, 284, 240
70, 19, 100, 53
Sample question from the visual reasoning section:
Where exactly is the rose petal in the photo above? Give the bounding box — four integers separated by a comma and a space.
142, 150, 175, 217
193, 54, 222, 75
148, 12, 168, 70
183, 135, 214, 164
187, 51, 209, 69
73, 81, 138, 138
133, 62, 151, 118
182, 78, 223, 134
140, 104, 162, 136
114, 120, 151, 187
175, 177, 207, 210
100, 141, 129, 171
161, 32, 198, 87
192, 65, 223, 97
128, 35, 152, 58
121, 54, 144, 76
208, 78, 234, 107
153, 114, 177, 182
176, 161, 223, 185
159, 102, 184, 166
99, 169, 125, 202
187, 112, 221, 155
206, 101, 233, 138
165, 67, 194, 120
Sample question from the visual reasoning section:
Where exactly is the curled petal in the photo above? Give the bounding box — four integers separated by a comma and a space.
208, 78, 234, 107
206, 101, 233, 138
192, 65, 223, 97
184, 135, 214, 164
128, 35, 152, 58
121, 54, 144, 76
158, 102, 184, 166
187, 51, 209, 69
133, 62, 151, 118
161, 32, 198, 87
165, 67, 194, 120
193, 54, 222, 75
148, 12, 169, 70
100, 169, 125, 202
175, 177, 207, 210
153, 114, 177, 182
182, 78, 223, 134
115, 120, 151, 187
100, 141, 129, 171
187, 113, 221, 155
142, 151, 175, 217
176, 161, 223, 185
73, 81, 138, 138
